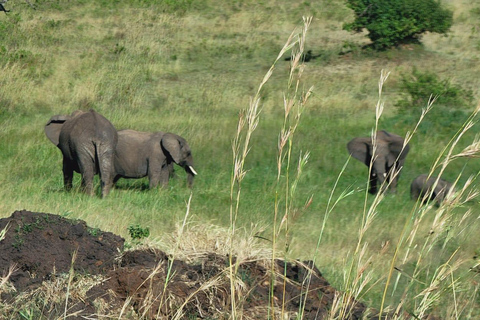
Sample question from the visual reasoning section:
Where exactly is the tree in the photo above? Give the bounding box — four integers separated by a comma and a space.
343, 0, 453, 50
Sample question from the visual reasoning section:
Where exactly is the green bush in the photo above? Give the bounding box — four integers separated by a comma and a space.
390, 68, 474, 134
343, 0, 453, 50
128, 224, 150, 241
396, 68, 473, 111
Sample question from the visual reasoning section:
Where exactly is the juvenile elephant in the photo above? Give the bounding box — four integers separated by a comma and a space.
45, 110, 118, 197
114, 130, 197, 188
347, 130, 410, 194
410, 174, 453, 205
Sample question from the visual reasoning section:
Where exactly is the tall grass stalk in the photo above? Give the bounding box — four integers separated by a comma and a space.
156, 192, 193, 318
266, 16, 314, 320
303, 74, 480, 319
298, 157, 355, 319
326, 71, 397, 319
379, 101, 480, 318
227, 18, 309, 318
378, 95, 437, 316
63, 249, 77, 319
0, 263, 17, 295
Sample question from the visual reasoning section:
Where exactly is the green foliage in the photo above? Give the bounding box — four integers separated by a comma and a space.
396, 68, 473, 111
88, 227, 100, 236
391, 68, 474, 133
18, 308, 38, 320
343, 0, 453, 50
128, 224, 150, 240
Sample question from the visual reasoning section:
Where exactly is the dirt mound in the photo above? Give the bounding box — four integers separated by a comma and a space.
0, 210, 372, 319
0, 210, 124, 292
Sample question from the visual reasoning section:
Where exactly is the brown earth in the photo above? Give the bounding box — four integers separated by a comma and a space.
0, 210, 375, 319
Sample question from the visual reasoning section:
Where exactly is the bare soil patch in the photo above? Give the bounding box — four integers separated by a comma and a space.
0, 210, 373, 319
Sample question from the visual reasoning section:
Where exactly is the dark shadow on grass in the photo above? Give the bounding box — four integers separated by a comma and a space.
113, 180, 150, 191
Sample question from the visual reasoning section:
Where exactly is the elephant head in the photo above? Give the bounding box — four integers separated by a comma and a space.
45, 110, 117, 197
347, 130, 410, 194
161, 132, 197, 188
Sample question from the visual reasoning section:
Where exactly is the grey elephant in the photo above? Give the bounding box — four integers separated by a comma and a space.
114, 129, 197, 188
410, 174, 453, 205
347, 130, 410, 194
45, 110, 118, 197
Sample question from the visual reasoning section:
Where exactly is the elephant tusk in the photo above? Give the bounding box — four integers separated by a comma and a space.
383, 173, 387, 177
189, 166, 198, 176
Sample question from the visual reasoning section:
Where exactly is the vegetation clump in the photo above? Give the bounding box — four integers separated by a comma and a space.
128, 224, 150, 241
392, 68, 474, 133
343, 0, 453, 50
396, 68, 474, 110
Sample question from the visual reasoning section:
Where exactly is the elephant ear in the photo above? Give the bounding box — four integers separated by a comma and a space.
45, 115, 70, 146
386, 133, 409, 166
347, 137, 372, 166
161, 133, 183, 164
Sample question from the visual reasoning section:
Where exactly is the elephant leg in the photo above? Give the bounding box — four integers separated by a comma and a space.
77, 154, 95, 196
97, 145, 115, 197
159, 163, 171, 188
148, 169, 161, 189
82, 169, 95, 196
62, 158, 74, 192
148, 164, 160, 189
389, 163, 404, 194
387, 172, 398, 194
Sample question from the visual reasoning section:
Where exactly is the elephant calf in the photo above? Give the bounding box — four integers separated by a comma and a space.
347, 130, 410, 194
114, 130, 197, 188
45, 110, 118, 197
410, 174, 453, 205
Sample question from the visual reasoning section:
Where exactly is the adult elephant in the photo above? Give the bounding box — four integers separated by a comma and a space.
410, 174, 453, 205
347, 130, 410, 194
45, 110, 118, 197
114, 130, 197, 188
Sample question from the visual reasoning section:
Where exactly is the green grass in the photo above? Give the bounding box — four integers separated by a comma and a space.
1, 0, 480, 318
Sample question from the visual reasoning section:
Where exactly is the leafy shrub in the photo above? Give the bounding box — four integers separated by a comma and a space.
396, 68, 473, 111
389, 68, 474, 134
343, 0, 453, 50
128, 224, 150, 240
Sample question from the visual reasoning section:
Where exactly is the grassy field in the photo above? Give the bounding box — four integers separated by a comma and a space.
1, 0, 480, 318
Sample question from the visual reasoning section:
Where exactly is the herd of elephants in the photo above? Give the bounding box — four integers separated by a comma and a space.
44, 109, 452, 204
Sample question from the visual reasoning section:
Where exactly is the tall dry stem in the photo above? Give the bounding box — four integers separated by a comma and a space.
227, 17, 314, 319
380, 102, 480, 319
268, 16, 313, 320
156, 192, 193, 317
64, 249, 77, 319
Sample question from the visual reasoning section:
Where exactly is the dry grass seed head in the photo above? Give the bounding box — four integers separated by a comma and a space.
160, 221, 273, 264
